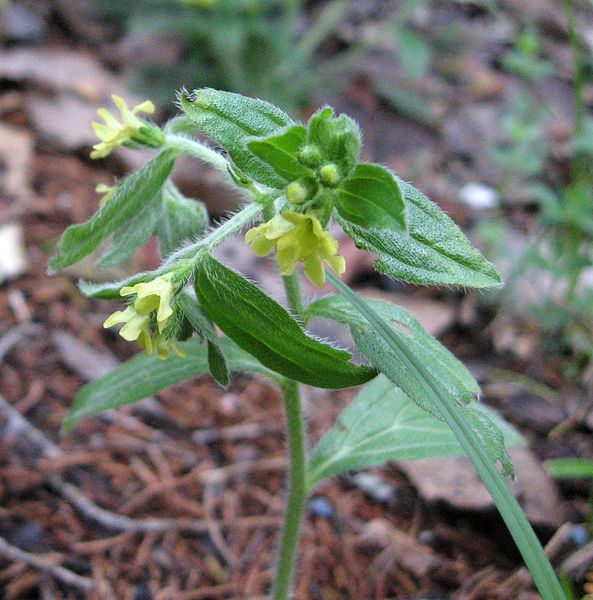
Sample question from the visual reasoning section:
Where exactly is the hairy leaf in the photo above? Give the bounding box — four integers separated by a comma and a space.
309, 375, 524, 485
49, 149, 177, 273
157, 187, 208, 257
306, 295, 479, 419
307, 107, 361, 174
195, 256, 377, 389
338, 179, 502, 288
336, 164, 407, 231
325, 272, 564, 600
176, 292, 229, 387
98, 192, 162, 267
179, 88, 293, 188
64, 337, 274, 431
247, 124, 308, 182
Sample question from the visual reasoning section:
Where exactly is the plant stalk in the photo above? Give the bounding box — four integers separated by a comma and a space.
273, 273, 308, 600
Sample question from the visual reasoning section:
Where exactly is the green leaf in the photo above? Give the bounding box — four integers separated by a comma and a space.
309, 375, 524, 486
176, 292, 229, 387
179, 88, 294, 188
546, 458, 593, 479
64, 337, 274, 432
246, 124, 308, 182
336, 164, 407, 231
394, 27, 432, 80
307, 293, 510, 473
195, 256, 377, 389
338, 179, 502, 288
207, 341, 229, 388
305, 295, 479, 420
156, 185, 208, 257
97, 192, 162, 267
325, 271, 564, 600
49, 149, 178, 273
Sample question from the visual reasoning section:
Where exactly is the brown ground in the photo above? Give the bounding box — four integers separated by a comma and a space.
0, 1, 592, 598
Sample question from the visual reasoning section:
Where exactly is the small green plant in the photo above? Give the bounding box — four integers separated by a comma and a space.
50, 89, 563, 598
490, 25, 553, 197
96, 0, 430, 113
96, 0, 352, 110
490, 6, 593, 384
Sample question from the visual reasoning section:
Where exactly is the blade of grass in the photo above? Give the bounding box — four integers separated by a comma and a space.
326, 270, 564, 600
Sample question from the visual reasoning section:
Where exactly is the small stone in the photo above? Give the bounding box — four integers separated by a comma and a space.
0, 223, 27, 283
132, 582, 152, 600
458, 182, 499, 210
399, 447, 563, 530
351, 472, 394, 503
572, 525, 589, 547
10, 522, 45, 552
308, 496, 335, 519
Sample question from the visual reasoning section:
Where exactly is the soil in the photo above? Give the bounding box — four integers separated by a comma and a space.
0, 1, 592, 598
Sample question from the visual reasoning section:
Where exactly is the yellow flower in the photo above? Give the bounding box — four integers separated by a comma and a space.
120, 275, 175, 333
91, 95, 156, 159
96, 183, 117, 206
103, 275, 184, 360
103, 305, 152, 346
245, 211, 345, 287
152, 334, 187, 361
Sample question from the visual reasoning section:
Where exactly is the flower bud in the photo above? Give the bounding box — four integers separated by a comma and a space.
298, 144, 323, 168
319, 163, 341, 187
286, 177, 318, 205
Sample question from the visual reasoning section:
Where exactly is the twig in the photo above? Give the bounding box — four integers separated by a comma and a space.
0, 392, 207, 534
0, 393, 284, 536
0, 323, 42, 363
191, 422, 278, 445
47, 476, 210, 535
199, 457, 287, 485
0, 536, 94, 592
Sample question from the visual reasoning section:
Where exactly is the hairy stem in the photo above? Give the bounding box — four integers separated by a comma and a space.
165, 202, 263, 268
273, 274, 308, 600
165, 134, 231, 175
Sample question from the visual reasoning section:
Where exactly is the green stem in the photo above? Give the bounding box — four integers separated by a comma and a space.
326, 271, 565, 600
273, 274, 308, 600
296, 0, 349, 65
561, 0, 587, 302
165, 202, 263, 268
165, 133, 231, 176
282, 274, 304, 320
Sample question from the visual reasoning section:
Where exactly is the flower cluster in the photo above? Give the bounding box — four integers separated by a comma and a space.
245, 211, 345, 287
103, 275, 185, 360
91, 95, 163, 159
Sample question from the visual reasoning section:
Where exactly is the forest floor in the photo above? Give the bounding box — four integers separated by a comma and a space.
0, 1, 592, 598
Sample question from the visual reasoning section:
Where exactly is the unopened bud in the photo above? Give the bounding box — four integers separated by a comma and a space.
286, 181, 308, 204
298, 144, 323, 168
319, 163, 341, 187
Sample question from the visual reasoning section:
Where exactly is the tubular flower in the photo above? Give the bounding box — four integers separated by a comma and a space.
103, 305, 152, 347
245, 211, 345, 287
120, 275, 175, 332
151, 334, 187, 361
104, 275, 180, 360
91, 95, 157, 159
